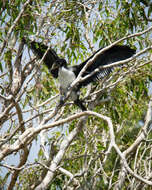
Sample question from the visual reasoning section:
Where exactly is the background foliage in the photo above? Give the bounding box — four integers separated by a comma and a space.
0, 0, 152, 189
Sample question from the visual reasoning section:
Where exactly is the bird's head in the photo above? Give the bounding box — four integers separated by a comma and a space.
50, 58, 67, 78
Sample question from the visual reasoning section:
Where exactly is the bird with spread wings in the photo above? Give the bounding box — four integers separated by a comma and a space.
23, 38, 135, 110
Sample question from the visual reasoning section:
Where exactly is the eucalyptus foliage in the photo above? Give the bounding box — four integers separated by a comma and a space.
0, 0, 152, 190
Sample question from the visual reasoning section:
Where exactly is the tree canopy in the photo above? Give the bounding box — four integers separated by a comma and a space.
0, 0, 152, 189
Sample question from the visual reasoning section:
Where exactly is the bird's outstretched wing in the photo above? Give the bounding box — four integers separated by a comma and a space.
71, 45, 136, 87
23, 38, 61, 77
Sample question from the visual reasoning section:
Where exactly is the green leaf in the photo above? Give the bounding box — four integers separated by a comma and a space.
0, 62, 3, 72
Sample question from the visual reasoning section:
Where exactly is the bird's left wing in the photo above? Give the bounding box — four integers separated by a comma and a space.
71, 45, 135, 87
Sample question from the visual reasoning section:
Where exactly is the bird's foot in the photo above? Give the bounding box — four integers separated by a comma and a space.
60, 95, 65, 104
56, 95, 65, 109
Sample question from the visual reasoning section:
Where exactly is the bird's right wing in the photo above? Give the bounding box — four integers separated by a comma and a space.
23, 38, 60, 77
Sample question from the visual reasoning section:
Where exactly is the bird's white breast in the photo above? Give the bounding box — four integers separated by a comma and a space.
58, 67, 76, 90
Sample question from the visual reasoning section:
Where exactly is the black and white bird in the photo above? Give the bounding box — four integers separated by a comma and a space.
24, 38, 135, 110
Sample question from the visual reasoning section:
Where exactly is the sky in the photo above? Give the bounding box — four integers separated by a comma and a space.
0, 0, 152, 188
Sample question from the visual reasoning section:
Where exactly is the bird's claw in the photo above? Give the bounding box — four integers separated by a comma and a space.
59, 95, 65, 105
56, 97, 65, 109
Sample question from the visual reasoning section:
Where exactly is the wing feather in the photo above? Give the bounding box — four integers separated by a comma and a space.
23, 38, 61, 77
72, 45, 135, 87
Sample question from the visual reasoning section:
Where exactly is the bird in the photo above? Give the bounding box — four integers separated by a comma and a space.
23, 38, 136, 111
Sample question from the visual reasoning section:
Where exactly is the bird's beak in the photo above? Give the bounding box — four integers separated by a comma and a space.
50, 63, 59, 78
51, 63, 59, 70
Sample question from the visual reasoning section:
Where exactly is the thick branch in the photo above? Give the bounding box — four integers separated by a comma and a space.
34, 117, 87, 190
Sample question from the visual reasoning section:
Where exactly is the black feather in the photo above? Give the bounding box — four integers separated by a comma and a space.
31, 41, 59, 68
24, 38, 135, 110
24, 39, 135, 85
23, 38, 63, 78
71, 45, 135, 87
